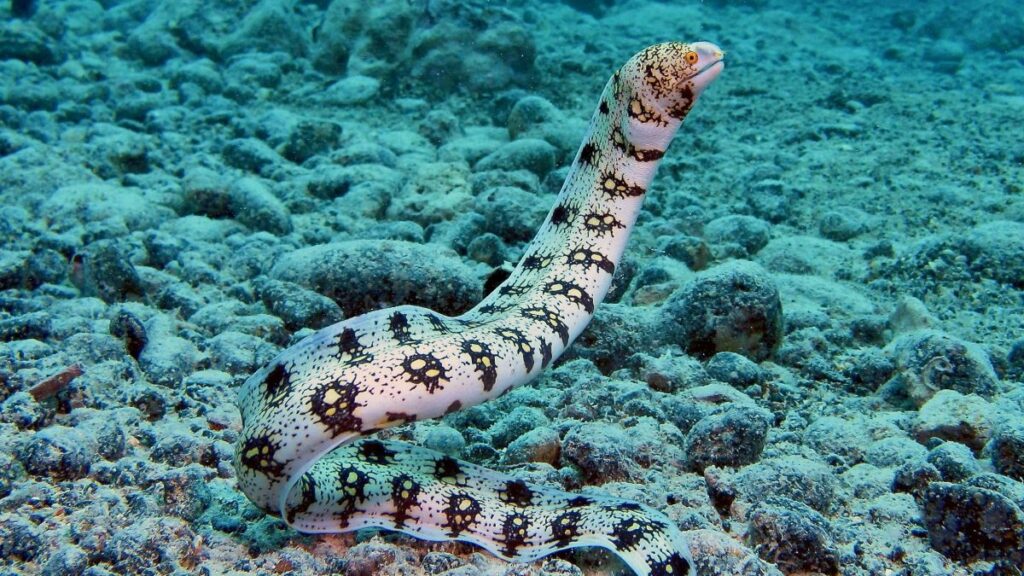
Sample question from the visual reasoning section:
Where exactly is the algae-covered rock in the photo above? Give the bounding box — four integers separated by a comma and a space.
270, 240, 481, 317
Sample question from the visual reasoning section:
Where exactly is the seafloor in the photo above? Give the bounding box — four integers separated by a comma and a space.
1, 0, 1023, 575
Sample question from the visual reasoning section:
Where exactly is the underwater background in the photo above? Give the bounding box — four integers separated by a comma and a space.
1, 0, 1023, 575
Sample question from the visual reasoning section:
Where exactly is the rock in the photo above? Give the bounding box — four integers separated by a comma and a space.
502, 426, 560, 466
0, 515, 42, 562
684, 405, 772, 472
157, 465, 212, 521
507, 96, 562, 139
422, 425, 465, 457
989, 424, 1024, 481
914, 390, 994, 451
803, 416, 870, 465
747, 496, 840, 574
704, 215, 771, 257
567, 303, 653, 374
41, 544, 89, 576
561, 422, 638, 483
733, 456, 838, 513
962, 220, 1024, 287
476, 186, 547, 243
322, 75, 381, 106
888, 296, 937, 334
221, 138, 284, 176
926, 441, 980, 482
886, 330, 998, 407
252, 276, 343, 330
220, 0, 307, 58
386, 162, 472, 225
0, 21, 58, 65
705, 351, 764, 388
922, 482, 1024, 565
892, 461, 941, 500
280, 118, 343, 164
71, 241, 144, 304
138, 331, 199, 387
228, 177, 292, 235
15, 426, 97, 480
633, 351, 710, 394
475, 139, 556, 179
818, 206, 870, 241
42, 183, 173, 233
658, 260, 783, 362
488, 406, 549, 449
270, 240, 481, 317
757, 235, 864, 279
655, 234, 711, 271
864, 436, 928, 468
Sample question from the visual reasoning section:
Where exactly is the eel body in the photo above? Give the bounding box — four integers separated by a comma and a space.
235, 41, 724, 576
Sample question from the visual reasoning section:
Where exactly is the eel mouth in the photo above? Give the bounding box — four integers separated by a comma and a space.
689, 58, 725, 82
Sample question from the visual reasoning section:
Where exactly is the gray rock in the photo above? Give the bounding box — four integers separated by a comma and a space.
989, 423, 1024, 481
15, 426, 97, 481
658, 260, 783, 361
922, 482, 1024, 564
422, 425, 465, 457
705, 351, 764, 388
157, 465, 212, 521
685, 405, 772, 472
220, 0, 307, 58
962, 220, 1024, 287
507, 95, 562, 139
561, 422, 638, 483
475, 139, 556, 179
502, 426, 560, 466
138, 332, 198, 387
252, 276, 343, 330
886, 330, 998, 407
41, 544, 89, 576
280, 119, 343, 164
747, 496, 840, 574
322, 75, 381, 106
476, 186, 547, 243
488, 406, 549, 449
221, 138, 284, 176
892, 461, 941, 500
270, 240, 481, 317
704, 214, 771, 257
864, 436, 928, 468
926, 441, 980, 482
818, 206, 870, 241
914, 390, 994, 451
72, 241, 144, 304
0, 515, 42, 562
228, 177, 292, 235
0, 21, 58, 65
734, 456, 838, 513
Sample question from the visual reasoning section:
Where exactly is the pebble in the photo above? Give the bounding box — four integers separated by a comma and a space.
704, 214, 771, 257
15, 425, 97, 480
914, 389, 994, 451
476, 186, 547, 243
270, 240, 481, 317
279, 118, 343, 164
0, 21, 58, 65
157, 464, 212, 521
221, 138, 284, 176
864, 436, 928, 468
229, 177, 292, 235
658, 260, 783, 361
685, 405, 772, 472
322, 75, 381, 106
475, 138, 557, 178
422, 425, 465, 457
252, 276, 343, 330
502, 426, 560, 466
0, 514, 43, 562
705, 351, 764, 388
988, 424, 1024, 481
886, 330, 998, 407
72, 241, 144, 304
138, 332, 199, 387
892, 461, 941, 500
962, 220, 1024, 287
926, 441, 980, 482
561, 422, 640, 483
734, 456, 838, 513
922, 482, 1024, 564
818, 206, 870, 241
747, 496, 840, 574
488, 406, 549, 449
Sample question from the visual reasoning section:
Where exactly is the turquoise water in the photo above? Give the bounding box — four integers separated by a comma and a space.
1, 1, 1022, 575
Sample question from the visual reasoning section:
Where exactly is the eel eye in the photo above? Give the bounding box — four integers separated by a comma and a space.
684, 51, 699, 65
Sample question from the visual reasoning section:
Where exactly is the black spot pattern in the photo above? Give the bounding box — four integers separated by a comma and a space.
521, 306, 569, 346
461, 340, 497, 391
434, 455, 466, 485
498, 283, 530, 298
650, 552, 692, 576
627, 96, 666, 125
545, 280, 595, 313
443, 492, 482, 536
567, 496, 594, 508
579, 141, 597, 164
521, 250, 556, 271
501, 511, 531, 556
334, 328, 373, 365
540, 339, 553, 369
336, 464, 370, 502
633, 148, 665, 162
499, 480, 534, 507
611, 126, 632, 155
667, 85, 696, 120
550, 203, 575, 227
495, 328, 535, 372
427, 314, 452, 334
311, 379, 363, 437
389, 311, 414, 344
357, 440, 397, 464
582, 212, 625, 237
402, 353, 448, 393
261, 363, 292, 408
390, 474, 421, 528
612, 515, 663, 550
600, 171, 646, 199
286, 475, 318, 523
239, 434, 285, 478
551, 510, 583, 547
567, 247, 616, 274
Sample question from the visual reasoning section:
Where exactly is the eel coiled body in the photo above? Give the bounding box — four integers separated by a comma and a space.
235, 42, 724, 576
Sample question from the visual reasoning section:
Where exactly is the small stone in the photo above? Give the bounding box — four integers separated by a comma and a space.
886, 330, 998, 407
922, 482, 1024, 564
475, 139, 557, 178
157, 465, 212, 521
704, 214, 771, 256
476, 186, 547, 243
818, 206, 870, 241
507, 96, 562, 139
488, 406, 549, 449
989, 424, 1024, 481
280, 118, 343, 164
864, 436, 928, 468
221, 138, 284, 176
685, 405, 772, 473
502, 426, 560, 466
962, 220, 1024, 287
926, 441, 980, 482
914, 389, 994, 451
15, 426, 97, 480
229, 177, 292, 235
72, 241, 144, 304
734, 456, 838, 513
747, 496, 840, 574
252, 276, 343, 330
423, 425, 465, 457
705, 351, 764, 388
0, 515, 43, 562
138, 332, 199, 387
658, 260, 783, 362
41, 544, 89, 576
0, 21, 58, 65
892, 461, 941, 500
322, 75, 381, 106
